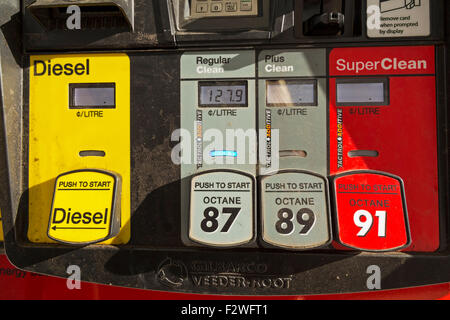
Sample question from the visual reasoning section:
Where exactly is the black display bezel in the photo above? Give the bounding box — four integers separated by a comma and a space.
198, 80, 249, 108
69, 83, 116, 109
266, 79, 318, 107
335, 78, 390, 107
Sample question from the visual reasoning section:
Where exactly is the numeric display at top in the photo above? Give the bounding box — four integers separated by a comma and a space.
199, 81, 248, 107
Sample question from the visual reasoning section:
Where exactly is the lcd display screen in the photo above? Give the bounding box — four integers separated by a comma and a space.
69, 83, 116, 109
198, 81, 248, 107
336, 80, 389, 106
266, 80, 317, 107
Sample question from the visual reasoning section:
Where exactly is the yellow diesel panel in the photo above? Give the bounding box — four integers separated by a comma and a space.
29, 54, 130, 245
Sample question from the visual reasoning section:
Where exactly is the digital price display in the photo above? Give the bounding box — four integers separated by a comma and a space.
336, 79, 389, 106
69, 83, 116, 108
266, 80, 317, 106
198, 81, 248, 107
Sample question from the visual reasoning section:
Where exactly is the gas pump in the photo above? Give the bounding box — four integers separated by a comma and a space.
0, 0, 448, 297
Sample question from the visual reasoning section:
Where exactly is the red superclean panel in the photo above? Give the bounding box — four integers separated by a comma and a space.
330, 46, 435, 76
333, 172, 410, 251
329, 46, 439, 252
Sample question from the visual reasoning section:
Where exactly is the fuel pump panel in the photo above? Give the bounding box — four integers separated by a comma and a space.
28, 53, 131, 245
0, 0, 448, 297
329, 46, 439, 252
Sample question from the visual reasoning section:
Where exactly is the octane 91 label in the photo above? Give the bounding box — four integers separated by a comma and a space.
333, 171, 410, 251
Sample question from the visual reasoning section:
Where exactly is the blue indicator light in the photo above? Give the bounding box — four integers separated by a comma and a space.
210, 150, 238, 158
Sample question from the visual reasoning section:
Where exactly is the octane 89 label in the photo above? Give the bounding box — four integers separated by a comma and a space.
260, 172, 331, 250
333, 172, 410, 251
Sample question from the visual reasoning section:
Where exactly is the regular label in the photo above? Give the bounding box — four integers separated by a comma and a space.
48, 170, 120, 245
367, 0, 430, 38
260, 172, 331, 249
189, 171, 254, 247
334, 172, 410, 251
180, 51, 255, 79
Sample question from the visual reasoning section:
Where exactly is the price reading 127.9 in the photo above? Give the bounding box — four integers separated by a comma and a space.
199, 82, 248, 107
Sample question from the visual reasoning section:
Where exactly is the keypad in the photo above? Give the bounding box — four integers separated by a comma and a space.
191, 0, 258, 18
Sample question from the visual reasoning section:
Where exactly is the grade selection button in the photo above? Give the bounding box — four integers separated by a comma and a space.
48, 169, 121, 245
196, 3, 209, 13
225, 2, 238, 12
240, 0, 252, 11
260, 172, 331, 250
189, 171, 254, 247
333, 171, 410, 252
211, 3, 223, 12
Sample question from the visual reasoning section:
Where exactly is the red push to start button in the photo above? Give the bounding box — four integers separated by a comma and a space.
333, 171, 410, 252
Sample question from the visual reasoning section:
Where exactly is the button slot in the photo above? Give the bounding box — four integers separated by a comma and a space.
79, 150, 106, 157
279, 150, 308, 158
347, 150, 379, 158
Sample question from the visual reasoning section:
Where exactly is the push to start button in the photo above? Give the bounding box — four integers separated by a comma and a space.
48, 169, 121, 245
260, 171, 331, 250
189, 171, 255, 247
333, 171, 411, 252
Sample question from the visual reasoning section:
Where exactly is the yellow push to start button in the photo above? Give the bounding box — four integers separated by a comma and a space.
47, 169, 121, 245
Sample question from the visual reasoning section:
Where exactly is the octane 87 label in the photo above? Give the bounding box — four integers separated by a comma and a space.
333, 172, 410, 252
189, 171, 254, 247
